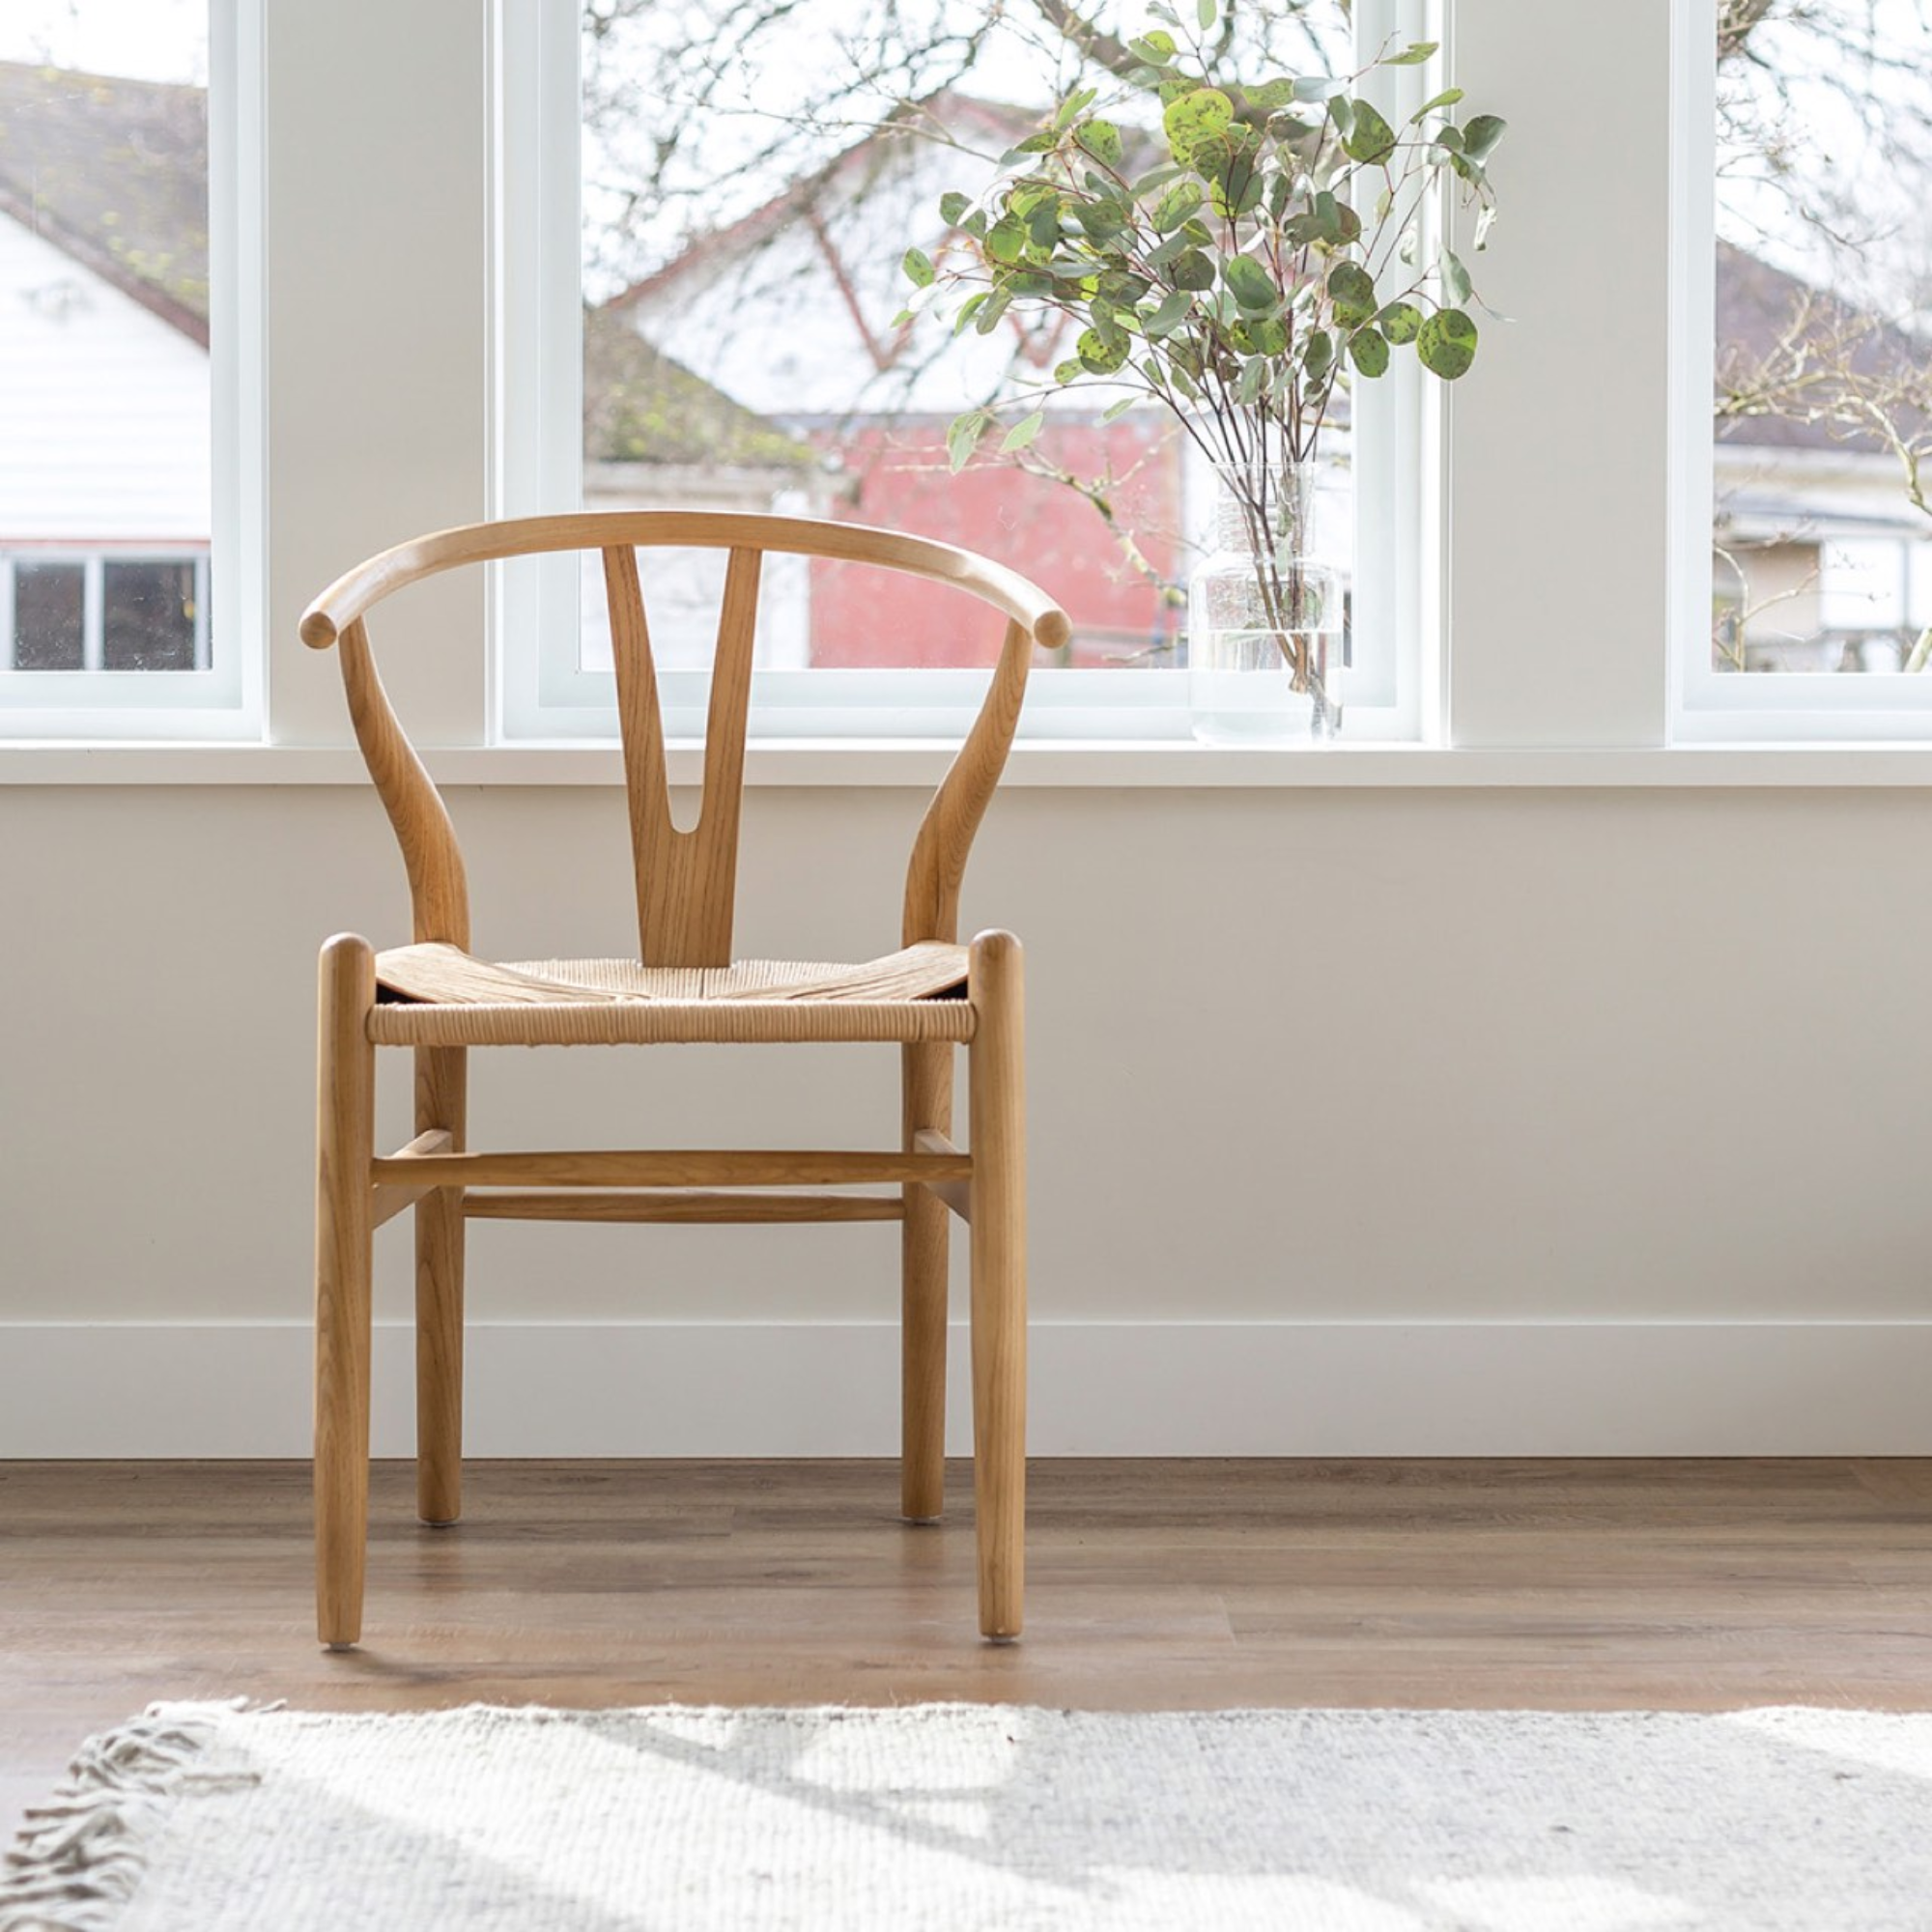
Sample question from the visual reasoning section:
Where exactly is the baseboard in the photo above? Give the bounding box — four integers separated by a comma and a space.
4, 1320, 1932, 1457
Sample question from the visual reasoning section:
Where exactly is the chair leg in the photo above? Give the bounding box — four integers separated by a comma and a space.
314, 934, 376, 1650
414, 1046, 467, 1525
900, 1041, 953, 1522
967, 930, 1026, 1641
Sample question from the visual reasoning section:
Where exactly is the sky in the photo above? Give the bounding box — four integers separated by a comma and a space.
0, 0, 206, 82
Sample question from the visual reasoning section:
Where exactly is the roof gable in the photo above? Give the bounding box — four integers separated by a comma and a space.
0, 59, 208, 343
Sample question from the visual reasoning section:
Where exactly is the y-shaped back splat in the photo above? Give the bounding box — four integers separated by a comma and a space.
604, 543, 761, 967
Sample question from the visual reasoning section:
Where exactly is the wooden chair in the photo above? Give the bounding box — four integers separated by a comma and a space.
301, 512, 1067, 1651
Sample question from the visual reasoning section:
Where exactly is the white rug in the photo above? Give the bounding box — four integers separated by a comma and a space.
5, 1701, 1931, 1931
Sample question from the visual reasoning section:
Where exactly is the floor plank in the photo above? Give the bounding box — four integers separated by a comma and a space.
5, 1457, 1931, 1844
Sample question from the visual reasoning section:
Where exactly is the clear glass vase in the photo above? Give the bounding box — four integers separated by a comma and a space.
1187, 460, 1344, 744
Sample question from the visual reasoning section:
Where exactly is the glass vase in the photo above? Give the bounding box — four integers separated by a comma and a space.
1187, 460, 1344, 745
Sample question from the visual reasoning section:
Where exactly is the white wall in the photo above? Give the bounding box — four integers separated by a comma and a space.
7, 0, 1932, 1456
6, 776, 1932, 1454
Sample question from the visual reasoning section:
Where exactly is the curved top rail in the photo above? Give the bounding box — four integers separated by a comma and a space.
299, 511, 1072, 653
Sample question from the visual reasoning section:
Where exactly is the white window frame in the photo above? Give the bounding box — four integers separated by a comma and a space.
0, 0, 264, 740
493, 0, 1438, 748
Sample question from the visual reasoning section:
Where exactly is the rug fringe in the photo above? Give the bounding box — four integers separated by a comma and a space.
0, 1702, 268, 1932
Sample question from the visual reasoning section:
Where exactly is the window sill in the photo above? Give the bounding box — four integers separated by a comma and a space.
10, 739, 1932, 787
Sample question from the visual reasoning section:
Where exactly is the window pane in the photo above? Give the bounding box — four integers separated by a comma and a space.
14, 563, 85, 669
101, 558, 198, 669
0, 6, 212, 678
579, 1, 1351, 676
1712, 1, 1932, 676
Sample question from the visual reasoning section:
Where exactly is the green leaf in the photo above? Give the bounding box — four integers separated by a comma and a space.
1001, 411, 1046, 452
1348, 327, 1390, 377
1076, 119, 1123, 168
938, 191, 971, 226
1077, 327, 1130, 374
986, 215, 1026, 265
1244, 77, 1297, 111
1461, 113, 1507, 162
1342, 99, 1398, 165
1384, 41, 1439, 65
901, 246, 935, 289
1162, 87, 1235, 165
1053, 357, 1085, 384
1233, 314, 1287, 356
1026, 200, 1062, 250
1377, 298, 1423, 344
1207, 148, 1265, 219
1224, 253, 1280, 316
973, 290, 1011, 335
1415, 306, 1478, 379
1440, 247, 1473, 306
1293, 75, 1348, 103
1053, 86, 1099, 131
1197, 0, 1216, 28
1143, 289, 1195, 336
1305, 190, 1361, 248
1303, 328, 1334, 380
1326, 261, 1377, 327
1103, 393, 1139, 422
1171, 249, 1216, 291
1128, 29, 1177, 64
951, 291, 990, 336
947, 412, 989, 471
1152, 180, 1204, 232
1410, 87, 1463, 122
1074, 197, 1128, 241
1235, 356, 1266, 405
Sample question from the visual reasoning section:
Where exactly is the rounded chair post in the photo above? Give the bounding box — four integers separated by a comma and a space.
900, 1041, 955, 1521
315, 933, 377, 1649
967, 929, 1027, 1640
414, 1045, 468, 1525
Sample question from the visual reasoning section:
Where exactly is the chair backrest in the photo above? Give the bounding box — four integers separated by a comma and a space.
300, 512, 1070, 963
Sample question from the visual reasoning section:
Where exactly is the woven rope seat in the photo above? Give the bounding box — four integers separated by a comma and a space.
368, 940, 975, 1046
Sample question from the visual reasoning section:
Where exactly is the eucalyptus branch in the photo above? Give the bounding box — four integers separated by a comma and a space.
899, 0, 1503, 722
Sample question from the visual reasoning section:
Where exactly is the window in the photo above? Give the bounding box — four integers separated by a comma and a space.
0, 0, 254, 735
1682, 0, 1932, 737
1, 553, 208, 671
498, 0, 1434, 743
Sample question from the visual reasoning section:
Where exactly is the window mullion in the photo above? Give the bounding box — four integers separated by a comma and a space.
81, 559, 105, 673
1443, 0, 1672, 750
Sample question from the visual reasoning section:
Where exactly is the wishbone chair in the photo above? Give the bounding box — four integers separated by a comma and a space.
301, 512, 1067, 1649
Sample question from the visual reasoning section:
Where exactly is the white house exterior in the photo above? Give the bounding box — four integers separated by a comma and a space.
0, 59, 211, 672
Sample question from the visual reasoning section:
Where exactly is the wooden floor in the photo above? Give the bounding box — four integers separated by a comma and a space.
6, 1457, 1932, 1842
